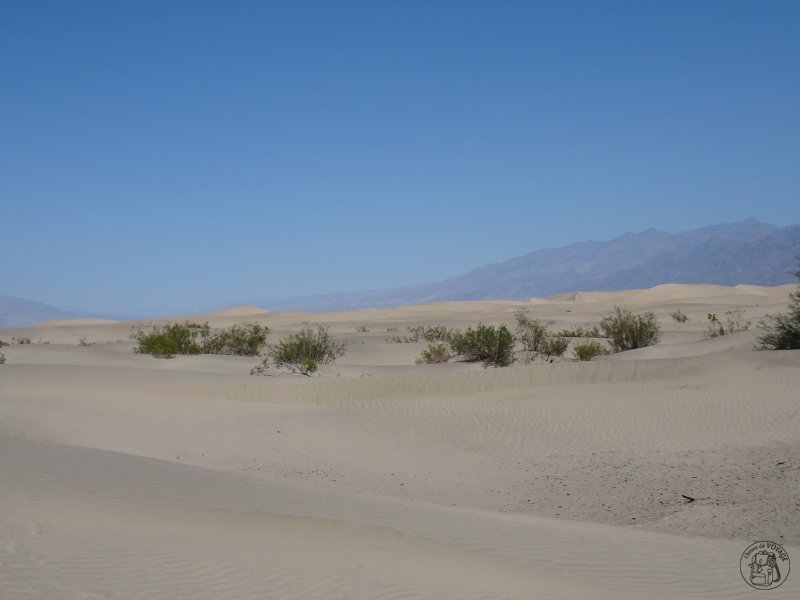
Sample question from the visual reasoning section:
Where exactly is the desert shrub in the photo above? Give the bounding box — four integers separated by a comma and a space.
386, 326, 398, 332
0, 353, 5, 364
78, 337, 93, 347
416, 342, 453, 364
600, 306, 662, 353
555, 325, 604, 338
514, 310, 552, 353
758, 290, 800, 349
404, 327, 421, 342
252, 326, 345, 376
758, 260, 800, 350
448, 324, 515, 367
203, 323, 269, 356
704, 310, 751, 338
541, 335, 570, 358
386, 335, 416, 343
573, 340, 610, 361
514, 309, 571, 360
355, 326, 370, 333
132, 321, 211, 357
671, 310, 688, 323
0, 339, 6, 347
408, 325, 452, 342
13, 337, 31, 345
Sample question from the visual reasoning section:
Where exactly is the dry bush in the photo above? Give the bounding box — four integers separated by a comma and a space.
600, 306, 661, 352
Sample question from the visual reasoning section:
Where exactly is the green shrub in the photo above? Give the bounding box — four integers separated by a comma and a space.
541, 335, 570, 359
408, 325, 452, 342
554, 325, 604, 338
671, 310, 688, 323
573, 340, 609, 361
514, 309, 570, 360
514, 310, 552, 353
203, 323, 269, 356
600, 306, 662, 353
252, 325, 345, 376
448, 323, 515, 367
758, 290, 800, 349
759, 260, 800, 350
704, 310, 751, 338
132, 322, 211, 357
386, 333, 421, 343
416, 342, 453, 364
133, 322, 269, 357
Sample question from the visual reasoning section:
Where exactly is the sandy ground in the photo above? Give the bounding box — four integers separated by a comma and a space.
1, 283, 798, 599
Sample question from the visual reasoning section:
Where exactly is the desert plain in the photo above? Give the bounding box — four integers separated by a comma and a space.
1, 283, 798, 599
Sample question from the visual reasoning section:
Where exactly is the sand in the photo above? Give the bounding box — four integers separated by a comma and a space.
1, 283, 798, 598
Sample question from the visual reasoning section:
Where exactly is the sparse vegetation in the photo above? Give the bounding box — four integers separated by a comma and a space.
355, 326, 370, 333
573, 340, 610, 361
514, 309, 570, 361
541, 335, 570, 359
415, 323, 515, 367
448, 324, 515, 367
13, 337, 31, 345
758, 259, 800, 350
416, 342, 453, 364
671, 310, 689, 323
704, 310, 751, 338
514, 310, 552, 354
202, 323, 269, 356
132, 321, 211, 357
408, 325, 452, 342
132, 322, 268, 358
389, 324, 454, 344
554, 325, 604, 338
251, 325, 346, 376
0, 353, 5, 365
600, 306, 662, 353
0, 339, 6, 347
78, 337, 93, 347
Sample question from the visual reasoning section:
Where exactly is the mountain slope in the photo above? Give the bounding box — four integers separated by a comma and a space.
257, 219, 800, 311
0, 295, 73, 328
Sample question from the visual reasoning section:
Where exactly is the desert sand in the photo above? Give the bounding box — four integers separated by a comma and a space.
1, 283, 798, 599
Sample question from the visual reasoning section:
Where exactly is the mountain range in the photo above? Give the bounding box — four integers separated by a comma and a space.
0, 295, 73, 329
2, 219, 799, 326
255, 218, 800, 311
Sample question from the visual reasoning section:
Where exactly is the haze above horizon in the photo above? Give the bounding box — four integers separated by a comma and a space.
2, 1, 799, 314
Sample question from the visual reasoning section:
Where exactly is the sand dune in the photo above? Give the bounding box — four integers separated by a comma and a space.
1, 284, 798, 598
28, 317, 121, 328
200, 304, 270, 317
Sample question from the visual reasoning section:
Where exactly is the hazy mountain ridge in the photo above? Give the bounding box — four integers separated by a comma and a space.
258, 219, 800, 311
3, 219, 799, 323
0, 295, 73, 328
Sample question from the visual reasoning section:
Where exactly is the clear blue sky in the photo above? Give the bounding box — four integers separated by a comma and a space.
2, 1, 799, 314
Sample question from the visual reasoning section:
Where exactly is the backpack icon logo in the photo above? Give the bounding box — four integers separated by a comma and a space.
741, 541, 790, 590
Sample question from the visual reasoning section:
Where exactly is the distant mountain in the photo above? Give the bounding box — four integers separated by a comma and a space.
256, 219, 800, 311
4, 219, 799, 321
0, 295, 73, 328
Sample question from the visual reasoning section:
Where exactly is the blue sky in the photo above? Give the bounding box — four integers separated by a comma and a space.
2, 1, 799, 314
